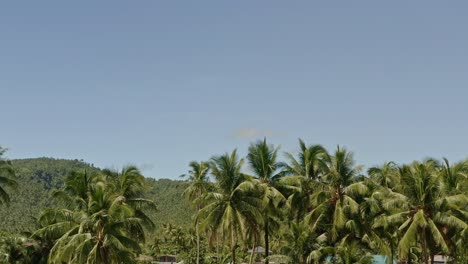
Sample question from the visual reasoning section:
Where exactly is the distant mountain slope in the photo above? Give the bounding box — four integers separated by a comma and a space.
0, 158, 193, 233
145, 178, 194, 229
0, 158, 99, 233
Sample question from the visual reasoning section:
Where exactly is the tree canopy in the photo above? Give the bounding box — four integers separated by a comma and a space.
0, 141, 466, 264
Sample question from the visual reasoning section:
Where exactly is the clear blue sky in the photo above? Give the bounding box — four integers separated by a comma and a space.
1, 1, 467, 179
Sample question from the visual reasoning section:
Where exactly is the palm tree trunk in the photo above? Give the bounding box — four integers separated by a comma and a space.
195, 204, 201, 264
232, 229, 237, 264
216, 234, 220, 264
422, 231, 429, 264
249, 239, 256, 264
100, 246, 109, 264
390, 247, 394, 264
264, 220, 269, 264
232, 244, 236, 264
390, 238, 395, 264
196, 218, 200, 264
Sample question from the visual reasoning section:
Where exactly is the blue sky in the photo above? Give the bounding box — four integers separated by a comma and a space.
1, 1, 467, 179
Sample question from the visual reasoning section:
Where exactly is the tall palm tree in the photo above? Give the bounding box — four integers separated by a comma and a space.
357, 179, 399, 263
52, 170, 93, 210
0, 147, 17, 205
280, 140, 329, 223
437, 159, 468, 260
438, 158, 468, 195
35, 168, 152, 263
383, 160, 467, 263
368, 161, 400, 191
199, 150, 262, 264
280, 175, 318, 223
102, 166, 156, 235
306, 146, 367, 244
282, 139, 329, 181
182, 161, 211, 264
366, 162, 403, 262
246, 138, 284, 264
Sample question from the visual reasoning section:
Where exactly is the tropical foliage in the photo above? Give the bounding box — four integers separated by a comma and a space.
0, 141, 467, 263
0, 147, 17, 205
181, 139, 467, 264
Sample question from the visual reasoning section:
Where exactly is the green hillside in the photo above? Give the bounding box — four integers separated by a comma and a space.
0, 158, 193, 233
145, 178, 194, 229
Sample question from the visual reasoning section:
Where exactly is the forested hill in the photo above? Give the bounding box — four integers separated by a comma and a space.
0, 158, 193, 233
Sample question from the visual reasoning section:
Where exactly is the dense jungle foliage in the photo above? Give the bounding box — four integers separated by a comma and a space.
0, 142, 466, 264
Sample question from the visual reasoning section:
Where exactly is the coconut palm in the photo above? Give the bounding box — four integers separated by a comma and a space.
357, 179, 399, 263
0, 147, 17, 205
368, 161, 400, 191
383, 160, 468, 263
199, 150, 262, 264
280, 140, 329, 224
246, 138, 284, 264
245, 218, 262, 264
52, 170, 93, 210
308, 240, 373, 264
281, 139, 329, 181
367, 162, 402, 262
161, 223, 193, 256
101, 166, 156, 236
438, 158, 468, 195
432, 158, 467, 259
182, 161, 211, 264
35, 168, 152, 263
277, 222, 321, 264
305, 146, 367, 244
182, 161, 211, 204
280, 175, 319, 224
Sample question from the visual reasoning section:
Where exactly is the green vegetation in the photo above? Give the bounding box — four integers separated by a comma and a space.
0, 158, 193, 234
0, 147, 17, 206
34, 167, 154, 263
145, 178, 193, 230
0, 141, 467, 263
0, 158, 100, 233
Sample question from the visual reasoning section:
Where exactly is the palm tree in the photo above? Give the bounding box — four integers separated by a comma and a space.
366, 162, 403, 262
35, 168, 152, 263
383, 160, 468, 263
280, 140, 329, 223
199, 150, 262, 264
436, 159, 468, 260
308, 240, 373, 264
278, 222, 320, 264
0, 146, 17, 205
182, 161, 211, 264
102, 166, 156, 236
52, 170, 93, 210
306, 146, 367, 244
281, 139, 329, 181
246, 138, 284, 264
438, 158, 468, 195
161, 223, 192, 256
357, 179, 399, 263
280, 175, 318, 224
368, 161, 400, 191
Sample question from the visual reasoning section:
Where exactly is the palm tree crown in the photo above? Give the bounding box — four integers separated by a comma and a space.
199, 150, 262, 264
